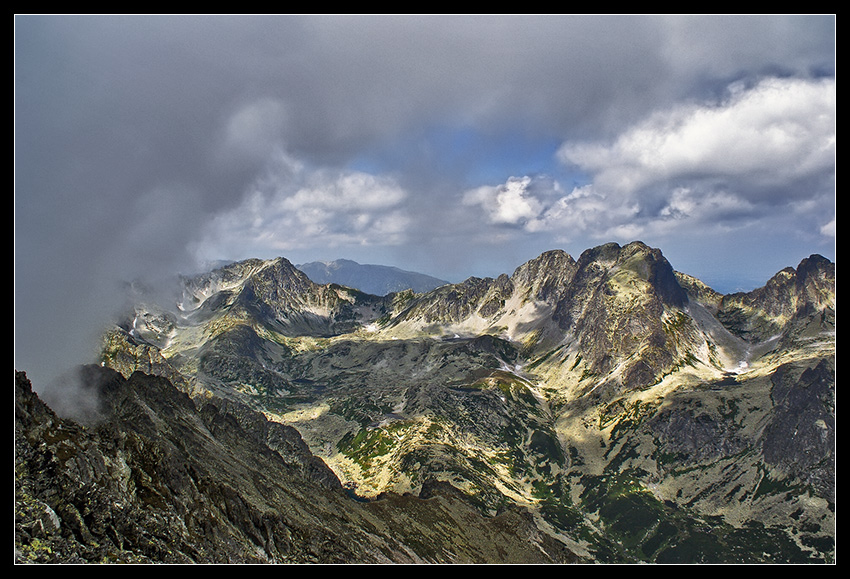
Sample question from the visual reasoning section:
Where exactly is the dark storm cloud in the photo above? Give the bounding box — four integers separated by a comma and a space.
15, 15, 835, 389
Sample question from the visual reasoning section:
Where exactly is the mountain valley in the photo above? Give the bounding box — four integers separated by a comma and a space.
16, 241, 835, 564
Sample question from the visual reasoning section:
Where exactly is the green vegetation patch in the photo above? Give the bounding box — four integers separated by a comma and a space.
574, 469, 823, 563
750, 465, 808, 501
337, 422, 412, 470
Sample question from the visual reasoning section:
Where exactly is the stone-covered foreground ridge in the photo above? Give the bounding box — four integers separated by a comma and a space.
15, 368, 577, 564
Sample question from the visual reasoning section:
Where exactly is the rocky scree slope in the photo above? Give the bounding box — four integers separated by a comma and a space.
15, 367, 577, 564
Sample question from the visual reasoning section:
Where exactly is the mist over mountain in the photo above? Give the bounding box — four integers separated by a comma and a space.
297, 259, 450, 296
16, 241, 835, 564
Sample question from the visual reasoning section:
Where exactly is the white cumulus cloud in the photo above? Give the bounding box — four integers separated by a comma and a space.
546, 75, 835, 245
558, 76, 835, 200
462, 176, 546, 225
194, 154, 411, 260
820, 219, 835, 238
448, 76, 834, 251
526, 183, 642, 240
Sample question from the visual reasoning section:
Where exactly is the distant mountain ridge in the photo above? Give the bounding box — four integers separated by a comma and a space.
297, 258, 449, 296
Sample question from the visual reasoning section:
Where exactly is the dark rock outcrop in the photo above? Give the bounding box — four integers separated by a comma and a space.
762, 358, 835, 501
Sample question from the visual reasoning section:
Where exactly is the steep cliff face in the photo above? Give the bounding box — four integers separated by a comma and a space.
761, 358, 835, 501
510, 249, 578, 303
15, 368, 577, 564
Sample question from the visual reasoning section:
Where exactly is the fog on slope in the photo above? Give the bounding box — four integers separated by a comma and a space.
13, 239, 193, 404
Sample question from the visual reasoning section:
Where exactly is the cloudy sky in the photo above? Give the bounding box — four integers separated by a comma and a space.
15, 15, 835, 387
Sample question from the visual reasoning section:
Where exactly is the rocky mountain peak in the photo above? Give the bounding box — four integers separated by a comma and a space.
510, 249, 577, 302
794, 254, 835, 305
176, 255, 391, 338
576, 241, 687, 308
717, 253, 834, 343
574, 240, 623, 267
237, 256, 320, 308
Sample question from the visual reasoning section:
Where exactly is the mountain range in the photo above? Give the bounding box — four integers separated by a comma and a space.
15, 241, 835, 563
296, 259, 450, 296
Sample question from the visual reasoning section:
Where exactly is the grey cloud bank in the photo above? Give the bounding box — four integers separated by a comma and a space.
15, 15, 835, 389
